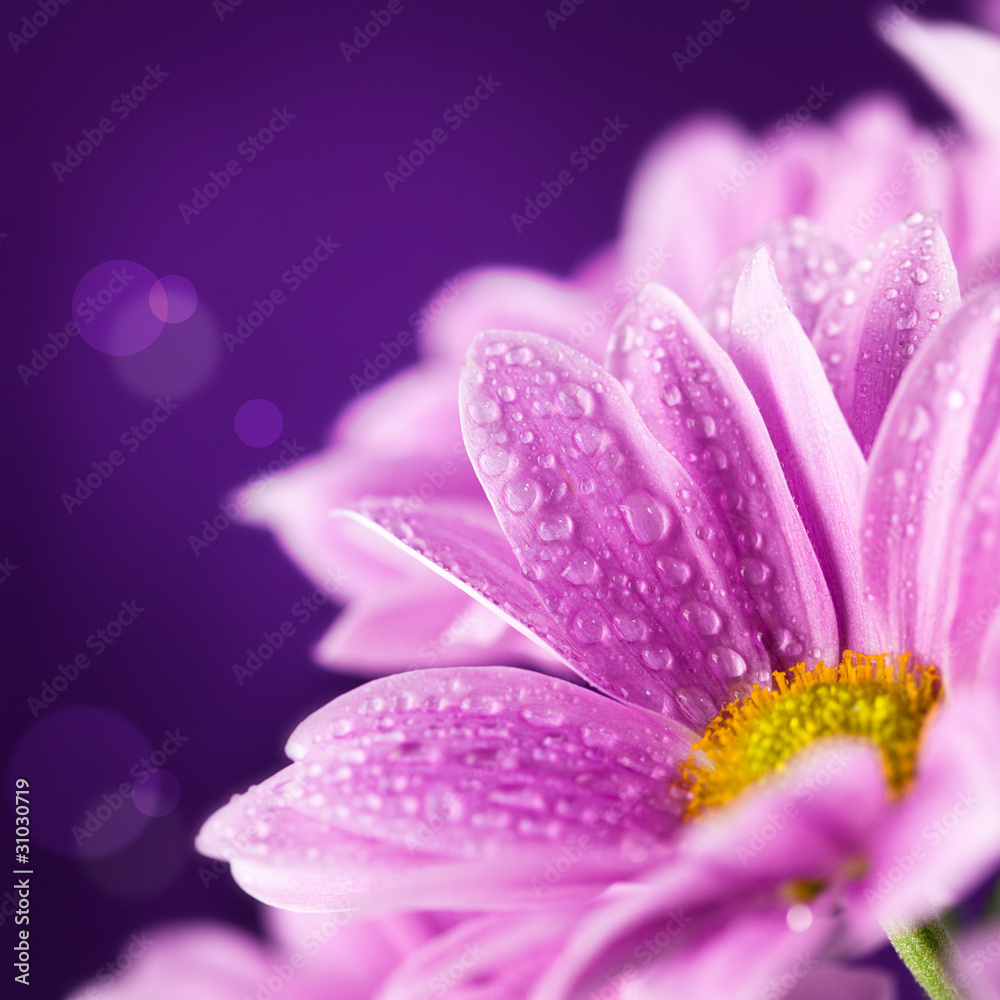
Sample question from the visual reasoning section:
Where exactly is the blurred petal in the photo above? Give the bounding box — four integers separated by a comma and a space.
812, 213, 960, 456
863, 287, 1000, 667
607, 282, 839, 665
887, 16, 1000, 144
785, 963, 897, 1000
729, 248, 881, 651
461, 328, 771, 723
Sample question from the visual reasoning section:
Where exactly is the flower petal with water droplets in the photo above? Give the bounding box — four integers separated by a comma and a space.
865, 287, 1000, 669
606, 283, 839, 666
729, 248, 881, 652
461, 329, 771, 722
812, 214, 960, 456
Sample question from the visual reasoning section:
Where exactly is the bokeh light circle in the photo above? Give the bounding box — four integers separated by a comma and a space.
72, 260, 165, 356
132, 768, 181, 817
234, 399, 283, 447
149, 275, 198, 323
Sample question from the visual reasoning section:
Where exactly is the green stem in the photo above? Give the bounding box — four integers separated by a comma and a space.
882, 914, 968, 1000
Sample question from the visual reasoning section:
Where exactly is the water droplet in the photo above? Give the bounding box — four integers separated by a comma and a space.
905, 211, 924, 226
703, 445, 728, 470
738, 557, 771, 586
856, 257, 873, 273
708, 646, 747, 678
468, 398, 500, 425
946, 389, 966, 410
657, 556, 692, 587
478, 446, 510, 476
621, 492, 668, 544
612, 611, 647, 642
498, 385, 517, 402
675, 686, 718, 727
660, 383, 683, 407
573, 611, 605, 643
563, 549, 599, 585
884, 288, 898, 301
641, 646, 674, 671
896, 309, 919, 330
503, 476, 538, 513
484, 340, 509, 356
557, 384, 594, 418
679, 601, 722, 636
911, 268, 929, 285
899, 404, 931, 442
520, 706, 565, 727
574, 425, 601, 455
839, 288, 857, 307
690, 413, 717, 438
519, 429, 534, 444
505, 346, 534, 365
537, 514, 573, 542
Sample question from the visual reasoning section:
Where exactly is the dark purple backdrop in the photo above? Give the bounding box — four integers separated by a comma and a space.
2, 0, 976, 996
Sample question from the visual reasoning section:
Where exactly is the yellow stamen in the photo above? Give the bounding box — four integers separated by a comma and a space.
680, 651, 942, 820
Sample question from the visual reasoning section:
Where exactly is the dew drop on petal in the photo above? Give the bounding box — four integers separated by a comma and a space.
899, 404, 931, 442
660, 383, 683, 407
468, 398, 500, 425
557, 384, 593, 418
574, 425, 601, 455
478, 446, 510, 476
621, 492, 668, 544
563, 549, 599, 585
679, 601, 722, 636
521, 706, 565, 727
657, 556, 692, 587
573, 610, 606, 643
612, 611, 648, 643
708, 646, 747, 678
738, 557, 771, 586
896, 309, 919, 331
675, 686, 718, 727
911, 268, 929, 285
505, 346, 534, 365
946, 389, 966, 410
503, 476, 538, 513
641, 646, 675, 671
538, 514, 573, 541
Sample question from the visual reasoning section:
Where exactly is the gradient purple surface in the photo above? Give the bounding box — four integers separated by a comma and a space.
0, 0, 977, 996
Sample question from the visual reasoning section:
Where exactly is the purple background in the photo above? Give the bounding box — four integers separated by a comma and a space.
0, 0, 979, 996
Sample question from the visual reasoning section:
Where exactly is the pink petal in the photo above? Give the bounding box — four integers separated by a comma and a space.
419, 266, 615, 363
702, 217, 851, 346
375, 911, 576, 1000
863, 288, 1000, 666
811, 213, 960, 456
461, 329, 772, 723
336, 500, 572, 669
606, 283, 839, 665
944, 430, 1000, 685
198, 667, 695, 912
863, 689, 1000, 926
886, 16, 1000, 144
66, 923, 275, 1000
729, 248, 882, 651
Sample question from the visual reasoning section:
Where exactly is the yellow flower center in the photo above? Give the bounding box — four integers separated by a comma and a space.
680, 651, 942, 820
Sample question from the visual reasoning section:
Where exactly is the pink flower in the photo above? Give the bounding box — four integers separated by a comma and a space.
195, 14, 1000, 999
240, 14, 1000, 677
